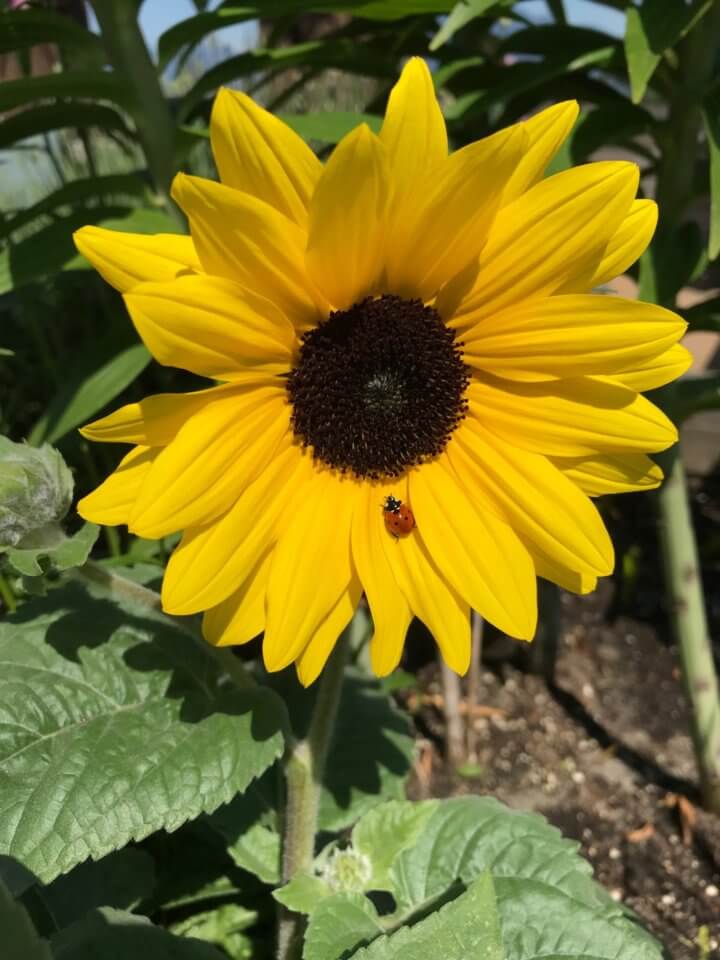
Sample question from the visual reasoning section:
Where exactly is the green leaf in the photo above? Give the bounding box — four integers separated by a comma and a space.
349, 872, 502, 960
2, 206, 181, 294
180, 41, 399, 119
684, 295, 720, 332
280, 112, 382, 144
5, 522, 99, 577
2, 173, 148, 241
352, 800, 438, 891
624, 0, 714, 103
0, 9, 105, 62
389, 796, 616, 915
303, 893, 383, 960
494, 876, 661, 960
430, 0, 512, 50
638, 221, 706, 307
0, 103, 133, 154
704, 101, 720, 260
42, 849, 156, 928
50, 907, 226, 959
29, 342, 151, 446
0, 71, 131, 114
0, 876, 52, 960
170, 903, 257, 957
0, 582, 288, 883
664, 374, 720, 422
204, 776, 281, 884
161, 0, 455, 64
274, 873, 332, 914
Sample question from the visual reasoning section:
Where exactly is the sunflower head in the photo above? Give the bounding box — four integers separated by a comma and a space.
74, 58, 687, 686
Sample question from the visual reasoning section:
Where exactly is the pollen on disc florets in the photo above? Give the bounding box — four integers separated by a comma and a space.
286, 295, 470, 480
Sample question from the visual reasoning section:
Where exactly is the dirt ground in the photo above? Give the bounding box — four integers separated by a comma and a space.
402, 474, 720, 959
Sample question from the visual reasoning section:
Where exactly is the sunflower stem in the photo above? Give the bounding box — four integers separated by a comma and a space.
277, 631, 351, 960
657, 456, 720, 811
652, 5, 720, 813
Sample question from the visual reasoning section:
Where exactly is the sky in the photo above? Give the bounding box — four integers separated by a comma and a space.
132, 0, 626, 59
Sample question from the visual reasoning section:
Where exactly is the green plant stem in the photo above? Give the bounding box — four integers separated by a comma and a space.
90, 0, 182, 224
277, 632, 351, 960
658, 456, 720, 810
0, 573, 17, 614
652, 4, 720, 813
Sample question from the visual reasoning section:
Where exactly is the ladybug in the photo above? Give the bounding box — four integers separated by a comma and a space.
383, 495, 416, 539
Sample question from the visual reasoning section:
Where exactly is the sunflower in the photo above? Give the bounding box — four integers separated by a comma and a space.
75, 59, 688, 685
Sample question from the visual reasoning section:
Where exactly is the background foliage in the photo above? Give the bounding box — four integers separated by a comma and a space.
2, 0, 719, 957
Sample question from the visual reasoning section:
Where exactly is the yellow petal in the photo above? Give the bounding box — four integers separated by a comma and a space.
351, 481, 412, 678
610, 343, 693, 391
77, 446, 155, 526
589, 199, 658, 290
171, 173, 327, 330
469, 375, 677, 457
449, 420, 613, 576
295, 579, 363, 687
385, 123, 526, 301
202, 550, 272, 647
130, 388, 290, 538
125, 275, 295, 379
305, 124, 391, 309
211, 87, 322, 227
162, 446, 312, 615
463, 294, 686, 381
380, 57, 447, 223
552, 452, 663, 495
448, 161, 639, 325
73, 227, 199, 293
379, 485, 471, 674
80, 383, 240, 445
503, 100, 579, 201
528, 543, 598, 595
410, 456, 536, 640
263, 472, 357, 672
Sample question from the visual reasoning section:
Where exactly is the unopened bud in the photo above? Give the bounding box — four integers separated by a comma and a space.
0, 437, 73, 549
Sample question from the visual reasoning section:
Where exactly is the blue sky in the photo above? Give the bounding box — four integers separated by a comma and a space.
133, 0, 625, 58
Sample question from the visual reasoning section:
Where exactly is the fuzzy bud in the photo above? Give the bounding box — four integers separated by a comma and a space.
0, 437, 73, 549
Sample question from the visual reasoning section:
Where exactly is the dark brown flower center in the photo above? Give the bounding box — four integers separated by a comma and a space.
286, 295, 470, 480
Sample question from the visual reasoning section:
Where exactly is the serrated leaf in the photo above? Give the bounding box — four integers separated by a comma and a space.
0, 583, 287, 883
5, 522, 99, 577
42, 849, 156, 928
624, 0, 714, 103
349, 872, 502, 960
303, 892, 383, 960
50, 906, 226, 959
170, 903, 257, 957
494, 876, 661, 960
205, 776, 281, 884
352, 800, 438, 891
0, 876, 52, 960
274, 873, 332, 914
389, 797, 616, 915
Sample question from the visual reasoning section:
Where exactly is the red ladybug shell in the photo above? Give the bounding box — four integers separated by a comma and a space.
383, 496, 415, 538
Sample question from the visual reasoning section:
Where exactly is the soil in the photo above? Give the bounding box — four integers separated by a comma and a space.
402, 525, 720, 959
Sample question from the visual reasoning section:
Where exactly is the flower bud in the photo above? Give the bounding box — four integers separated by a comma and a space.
0, 437, 73, 549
